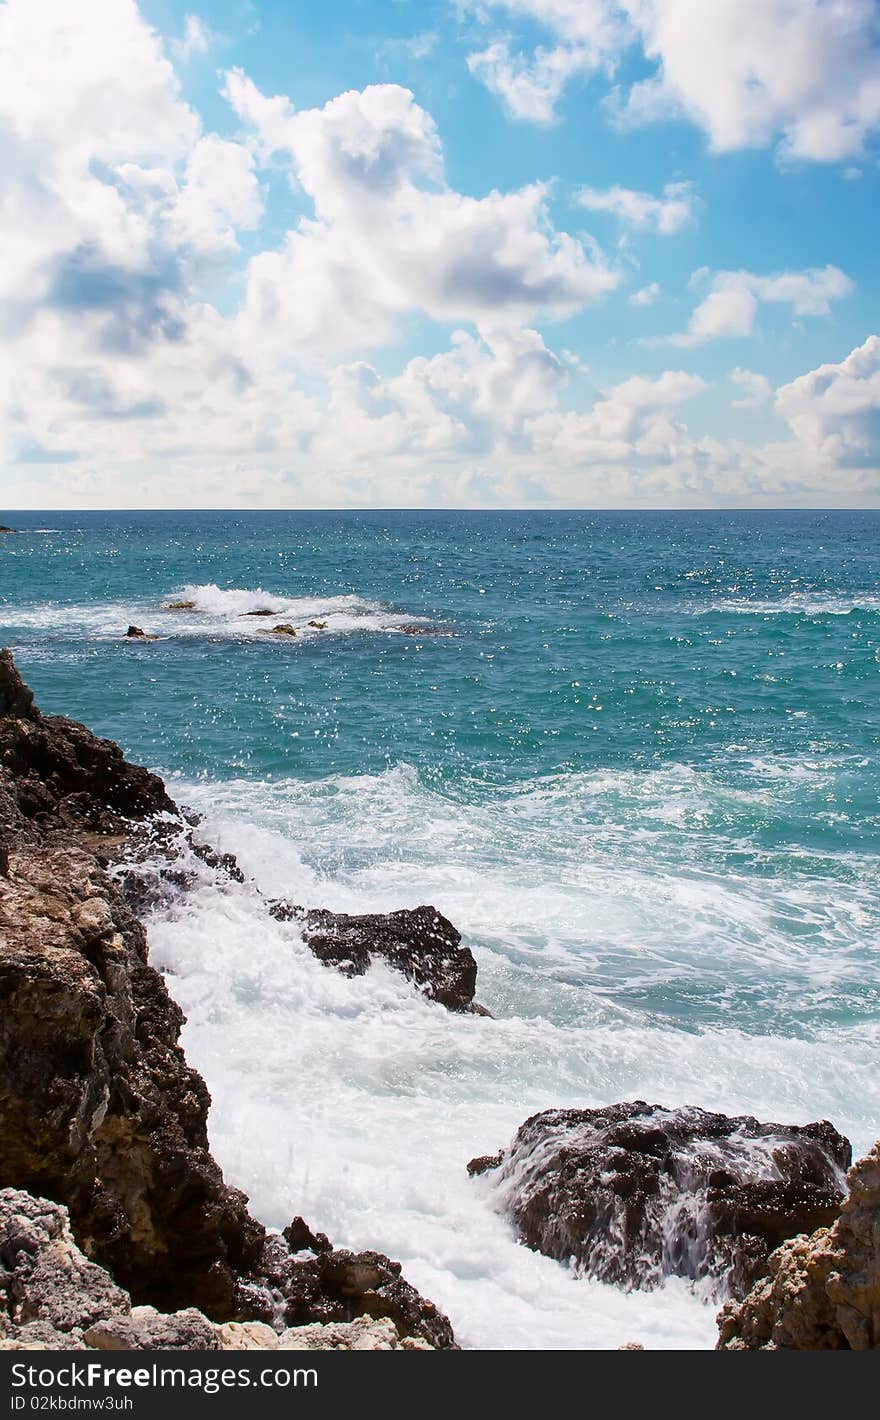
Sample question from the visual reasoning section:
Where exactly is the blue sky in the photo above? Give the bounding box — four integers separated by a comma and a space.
2, 0, 880, 507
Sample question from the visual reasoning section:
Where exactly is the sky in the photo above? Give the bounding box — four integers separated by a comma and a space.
1, 0, 879, 509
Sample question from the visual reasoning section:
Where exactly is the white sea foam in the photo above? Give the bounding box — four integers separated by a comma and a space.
1, 583, 447, 643
701, 592, 880, 617
140, 762, 880, 1350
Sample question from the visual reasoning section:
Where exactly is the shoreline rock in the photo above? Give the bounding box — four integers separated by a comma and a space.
0, 1190, 433, 1352
470, 1102, 850, 1300
0, 650, 455, 1348
717, 1140, 880, 1349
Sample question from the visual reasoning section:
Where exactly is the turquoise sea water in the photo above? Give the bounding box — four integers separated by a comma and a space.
3, 509, 879, 1348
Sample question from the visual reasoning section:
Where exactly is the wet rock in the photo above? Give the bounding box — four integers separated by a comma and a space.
253, 1235, 455, 1349
467, 1153, 504, 1177
307, 620, 327, 629
475, 1102, 850, 1300
284, 1217, 332, 1255
260, 624, 298, 636
161, 601, 196, 611
124, 626, 157, 641
717, 1139, 880, 1349
243, 609, 275, 617
272, 903, 479, 1013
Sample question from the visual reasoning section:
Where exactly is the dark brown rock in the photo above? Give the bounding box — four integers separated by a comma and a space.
270, 902, 479, 1012
474, 1102, 850, 1300
252, 1236, 456, 1349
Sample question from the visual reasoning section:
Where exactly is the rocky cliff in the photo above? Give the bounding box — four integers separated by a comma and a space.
0, 650, 454, 1347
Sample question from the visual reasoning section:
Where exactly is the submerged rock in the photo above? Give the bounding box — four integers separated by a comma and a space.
471, 1102, 850, 1300
307, 620, 328, 629
260, 624, 298, 636
270, 902, 479, 1013
124, 626, 158, 640
395, 624, 450, 636
242, 609, 275, 617
717, 1139, 880, 1349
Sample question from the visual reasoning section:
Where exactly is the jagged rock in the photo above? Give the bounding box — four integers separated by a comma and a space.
270, 902, 479, 1013
473, 1102, 850, 1299
0, 527, 13, 534
253, 1236, 455, 1349
307, 620, 327, 629
85, 1306, 220, 1351
0, 849, 265, 1318
259, 624, 297, 636
0, 653, 456, 1347
717, 1140, 880, 1349
0, 1190, 128, 1333
162, 601, 196, 611
124, 627, 157, 641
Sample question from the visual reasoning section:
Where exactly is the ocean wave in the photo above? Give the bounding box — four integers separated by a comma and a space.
140, 826, 877, 1349
0, 582, 451, 642
698, 593, 880, 617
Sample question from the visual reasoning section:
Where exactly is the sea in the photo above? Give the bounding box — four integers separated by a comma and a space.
2, 508, 878, 1349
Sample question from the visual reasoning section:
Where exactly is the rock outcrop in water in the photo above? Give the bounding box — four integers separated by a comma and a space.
0, 650, 455, 1348
0, 1190, 432, 1351
717, 1140, 880, 1348
270, 902, 480, 1013
470, 1102, 850, 1300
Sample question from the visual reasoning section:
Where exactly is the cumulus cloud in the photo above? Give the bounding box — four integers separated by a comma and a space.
465, 0, 880, 161
2, 0, 876, 510
630, 281, 661, 307
730, 368, 773, 409
577, 180, 695, 234
665, 265, 853, 346
775, 335, 880, 465
223, 75, 618, 350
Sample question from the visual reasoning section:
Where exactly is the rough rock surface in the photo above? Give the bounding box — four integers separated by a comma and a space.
471, 1102, 850, 1299
0, 652, 454, 1347
717, 1140, 880, 1348
0, 1190, 435, 1352
270, 902, 479, 1013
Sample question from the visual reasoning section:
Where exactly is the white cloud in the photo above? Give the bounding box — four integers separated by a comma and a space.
730, 368, 773, 408
666, 266, 853, 346
171, 14, 213, 63
466, 0, 880, 161
578, 180, 696, 234
1, 0, 876, 510
223, 76, 618, 350
617, 0, 880, 161
775, 335, 880, 465
630, 281, 661, 307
